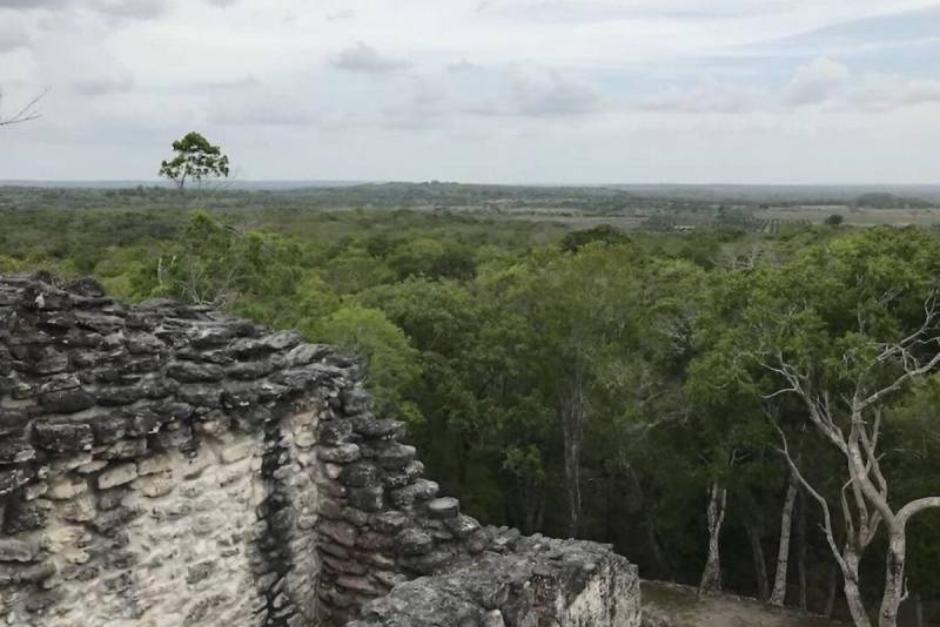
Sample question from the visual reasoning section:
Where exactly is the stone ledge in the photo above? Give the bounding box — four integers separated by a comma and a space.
348, 536, 641, 627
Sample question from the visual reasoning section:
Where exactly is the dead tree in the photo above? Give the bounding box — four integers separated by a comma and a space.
763, 293, 940, 627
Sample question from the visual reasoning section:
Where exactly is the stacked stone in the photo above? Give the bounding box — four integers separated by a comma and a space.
1, 275, 642, 626
0, 275, 357, 626
348, 535, 642, 627
313, 382, 503, 625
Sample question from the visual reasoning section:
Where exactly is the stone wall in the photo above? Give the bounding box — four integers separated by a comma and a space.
349, 536, 641, 627
0, 275, 641, 626
0, 276, 338, 626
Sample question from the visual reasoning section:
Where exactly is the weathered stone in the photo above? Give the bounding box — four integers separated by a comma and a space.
318, 420, 353, 445
389, 479, 439, 509
3, 498, 52, 534
348, 486, 384, 513
319, 443, 361, 464
32, 422, 94, 452
395, 528, 433, 556
370, 511, 410, 535
136, 453, 174, 476
340, 462, 381, 488
0, 538, 40, 563
166, 360, 225, 383
47, 476, 88, 500
39, 388, 96, 414
445, 514, 482, 540
133, 472, 175, 498
96, 463, 138, 489
375, 443, 416, 470
0, 435, 35, 464
427, 497, 459, 519
0, 467, 34, 496
320, 520, 359, 547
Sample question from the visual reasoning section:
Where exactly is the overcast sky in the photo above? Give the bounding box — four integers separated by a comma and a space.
1, 0, 940, 184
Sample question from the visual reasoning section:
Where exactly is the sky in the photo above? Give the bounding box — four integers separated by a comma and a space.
1, 0, 940, 184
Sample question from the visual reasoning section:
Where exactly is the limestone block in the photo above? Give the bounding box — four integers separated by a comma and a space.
220, 441, 252, 464
135, 453, 174, 478
319, 443, 360, 464
426, 497, 459, 519
47, 476, 88, 500
97, 463, 138, 490
0, 538, 40, 563
319, 521, 358, 547
133, 472, 175, 498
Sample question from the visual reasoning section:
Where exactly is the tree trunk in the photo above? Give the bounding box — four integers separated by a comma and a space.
844, 550, 873, 627
698, 482, 727, 595
646, 520, 672, 580
878, 532, 908, 627
770, 472, 799, 606
746, 519, 770, 601
797, 491, 808, 611
914, 593, 924, 627
562, 412, 582, 538
825, 565, 839, 617
628, 467, 672, 579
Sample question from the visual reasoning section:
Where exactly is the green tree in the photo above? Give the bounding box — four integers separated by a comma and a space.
316, 304, 423, 424
735, 228, 940, 627
159, 132, 230, 190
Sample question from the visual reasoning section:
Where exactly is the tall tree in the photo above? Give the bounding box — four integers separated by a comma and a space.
491, 243, 640, 537
159, 131, 230, 190
740, 228, 940, 627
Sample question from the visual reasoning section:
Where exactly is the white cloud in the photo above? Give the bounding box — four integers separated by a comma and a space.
784, 56, 850, 105
0, 16, 29, 52
641, 79, 764, 113
511, 70, 602, 115
331, 42, 411, 74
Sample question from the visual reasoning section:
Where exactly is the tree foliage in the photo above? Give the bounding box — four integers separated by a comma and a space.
159, 132, 230, 190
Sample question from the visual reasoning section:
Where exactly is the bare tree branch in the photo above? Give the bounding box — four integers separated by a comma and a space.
0, 90, 47, 127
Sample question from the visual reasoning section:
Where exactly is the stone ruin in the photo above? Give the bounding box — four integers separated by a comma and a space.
0, 275, 640, 626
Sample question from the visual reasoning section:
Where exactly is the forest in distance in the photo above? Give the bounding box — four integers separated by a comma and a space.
2, 185, 940, 626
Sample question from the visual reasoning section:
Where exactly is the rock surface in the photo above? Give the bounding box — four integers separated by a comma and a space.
350, 535, 641, 627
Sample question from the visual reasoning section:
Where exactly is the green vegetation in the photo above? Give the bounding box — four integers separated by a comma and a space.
2, 186, 939, 626
158, 132, 230, 190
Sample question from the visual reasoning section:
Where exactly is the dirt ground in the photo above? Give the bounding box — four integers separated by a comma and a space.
642, 581, 845, 627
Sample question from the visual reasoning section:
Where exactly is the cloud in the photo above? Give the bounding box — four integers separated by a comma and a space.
511, 70, 601, 115
447, 60, 479, 73
0, 0, 68, 9
91, 0, 169, 20
326, 9, 354, 22
70, 73, 135, 95
0, 18, 29, 52
784, 56, 849, 105
641, 79, 764, 113
331, 43, 411, 74
848, 74, 940, 110
0, 0, 170, 19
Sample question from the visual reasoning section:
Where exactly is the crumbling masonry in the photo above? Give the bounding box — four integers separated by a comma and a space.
0, 275, 640, 626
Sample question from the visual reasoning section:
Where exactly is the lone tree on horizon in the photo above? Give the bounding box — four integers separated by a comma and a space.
159, 131, 230, 190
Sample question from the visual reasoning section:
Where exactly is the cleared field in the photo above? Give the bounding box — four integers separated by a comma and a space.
754, 206, 940, 227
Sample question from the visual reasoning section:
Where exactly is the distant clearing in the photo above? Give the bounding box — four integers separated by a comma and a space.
642, 581, 845, 627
